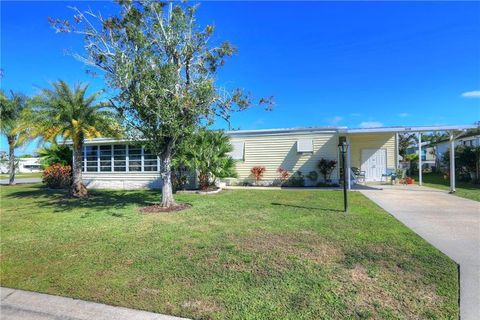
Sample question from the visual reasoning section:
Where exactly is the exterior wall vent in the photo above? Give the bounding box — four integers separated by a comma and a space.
230, 141, 245, 160
297, 139, 313, 153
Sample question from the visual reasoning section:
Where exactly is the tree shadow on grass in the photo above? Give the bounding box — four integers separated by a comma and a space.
271, 202, 343, 212
4, 184, 160, 213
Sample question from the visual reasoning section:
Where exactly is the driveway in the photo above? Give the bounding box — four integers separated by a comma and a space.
1, 287, 188, 320
360, 185, 479, 320
0, 178, 42, 185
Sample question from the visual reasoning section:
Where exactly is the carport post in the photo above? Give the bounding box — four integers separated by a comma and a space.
449, 132, 456, 193
418, 132, 422, 186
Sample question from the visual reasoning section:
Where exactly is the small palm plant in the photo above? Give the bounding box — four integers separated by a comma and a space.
0, 91, 31, 185
175, 129, 237, 190
29, 81, 121, 197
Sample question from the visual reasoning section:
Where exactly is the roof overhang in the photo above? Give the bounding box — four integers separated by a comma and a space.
65, 124, 477, 144
346, 124, 477, 134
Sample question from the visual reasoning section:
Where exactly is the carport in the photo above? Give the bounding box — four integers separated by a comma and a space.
346, 124, 477, 192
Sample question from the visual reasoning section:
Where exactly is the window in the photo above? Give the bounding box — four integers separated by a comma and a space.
143, 149, 158, 171
229, 141, 244, 160
128, 146, 142, 172
85, 146, 98, 172
99, 145, 112, 172
82, 144, 159, 172
297, 139, 313, 153
113, 145, 126, 171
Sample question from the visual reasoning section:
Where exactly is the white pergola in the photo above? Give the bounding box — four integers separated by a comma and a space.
347, 124, 477, 192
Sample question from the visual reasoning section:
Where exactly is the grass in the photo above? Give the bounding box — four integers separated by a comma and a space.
0, 184, 458, 319
414, 172, 480, 202
0, 172, 43, 179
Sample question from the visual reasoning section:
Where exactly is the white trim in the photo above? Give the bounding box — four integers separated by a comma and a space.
126, 144, 129, 173
418, 132, 422, 186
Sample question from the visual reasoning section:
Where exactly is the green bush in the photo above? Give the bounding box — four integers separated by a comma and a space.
42, 163, 72, 189
282, 171, 305, 187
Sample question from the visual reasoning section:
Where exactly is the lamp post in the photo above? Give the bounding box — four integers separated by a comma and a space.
338, 142, 349, 212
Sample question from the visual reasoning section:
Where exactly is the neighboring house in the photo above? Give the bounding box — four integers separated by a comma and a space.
436, 135, 480, 160
18, 157, 42, 173
0, 156, 42, 174
406, 142, 436, 170
69, 125, 475, 190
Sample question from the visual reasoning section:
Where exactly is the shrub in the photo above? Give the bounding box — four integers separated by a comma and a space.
277, 167, 290, 183
251, 166, 266, 185
306, 170, 318, 182
318, 158, 337, 182
283, 170, 305, 187
173, 129, 237, 190
316, 182, 340, 188
42, 163, 72, 189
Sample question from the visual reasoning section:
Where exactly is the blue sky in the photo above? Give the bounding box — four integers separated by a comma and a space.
1, 1, 479, 155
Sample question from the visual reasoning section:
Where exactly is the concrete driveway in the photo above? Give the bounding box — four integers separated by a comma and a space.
360, 184, 479, 320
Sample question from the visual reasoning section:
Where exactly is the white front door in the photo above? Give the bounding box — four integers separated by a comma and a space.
361, 149, 386, 182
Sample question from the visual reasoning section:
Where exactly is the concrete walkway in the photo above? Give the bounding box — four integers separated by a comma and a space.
0, 287, 188, 320
360, 184, 480, 320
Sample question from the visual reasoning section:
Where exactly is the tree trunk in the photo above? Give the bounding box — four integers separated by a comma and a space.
160, 140, 176, 208
7, 136, 16, 185
71, 141, 88, 198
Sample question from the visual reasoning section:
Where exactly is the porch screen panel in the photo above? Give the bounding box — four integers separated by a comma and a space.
129, 146, 142, 172
85, 146, 98, 172
143, 149, 158, 171
113, 145, 126, 171
99, 145, 112, 171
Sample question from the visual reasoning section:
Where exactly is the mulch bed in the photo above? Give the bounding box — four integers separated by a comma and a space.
139, 203, 191, 213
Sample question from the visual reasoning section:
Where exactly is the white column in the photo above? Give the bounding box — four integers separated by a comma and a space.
347, 136, 351, 190
450, 132, 456, 193
395, 132, 399, 169
83, 146, 86, 172
418, 132, 422, 186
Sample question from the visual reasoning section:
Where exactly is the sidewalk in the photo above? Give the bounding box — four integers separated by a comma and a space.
1, 287, 189, 320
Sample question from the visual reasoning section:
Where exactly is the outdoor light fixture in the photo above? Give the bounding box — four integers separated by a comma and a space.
338, 141, 349, 212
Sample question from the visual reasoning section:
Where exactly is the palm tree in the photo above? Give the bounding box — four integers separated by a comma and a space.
0, 91, 31, 185
30, 81, 121, 197
175, 129, 237, 190
37, 142, 73, 168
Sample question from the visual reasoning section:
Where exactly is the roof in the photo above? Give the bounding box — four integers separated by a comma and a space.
66, 124, 478, 145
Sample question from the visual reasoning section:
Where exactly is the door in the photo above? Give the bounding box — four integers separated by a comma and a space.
361, 149, 386, 182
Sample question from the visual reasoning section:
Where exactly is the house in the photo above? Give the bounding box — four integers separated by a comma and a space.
406, 133, 480, 172
73, 124, 476, 190
436, 134, 480, 160
0, 156, 42, 174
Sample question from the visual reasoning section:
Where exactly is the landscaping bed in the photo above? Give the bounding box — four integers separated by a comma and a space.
0, 183, 459, 319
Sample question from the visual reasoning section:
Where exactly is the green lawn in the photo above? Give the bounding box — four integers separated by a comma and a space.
415, 172, 480, 202
0, 172, 43, 179
0, 184, 458, 319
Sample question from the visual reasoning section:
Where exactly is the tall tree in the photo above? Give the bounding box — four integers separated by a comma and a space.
0, 91, 31, 185
29, 81, 120, 197
50, 1, 272, 208
398, 133, 418, 159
